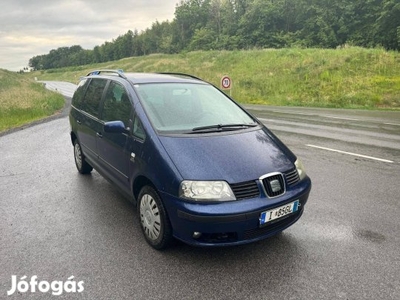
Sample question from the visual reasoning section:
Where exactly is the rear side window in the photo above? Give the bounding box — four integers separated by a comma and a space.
83, 78, 107, 118
72, 79, 89, 109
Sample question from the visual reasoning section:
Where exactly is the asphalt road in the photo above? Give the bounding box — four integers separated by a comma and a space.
1, 83, 399, 299
40, 81, 77, 98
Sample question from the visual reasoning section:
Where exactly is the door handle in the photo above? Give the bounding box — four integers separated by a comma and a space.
77, 120, 82, 124
96, 132, 103, 138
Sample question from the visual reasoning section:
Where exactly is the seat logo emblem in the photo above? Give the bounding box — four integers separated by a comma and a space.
270, 179, 281, 193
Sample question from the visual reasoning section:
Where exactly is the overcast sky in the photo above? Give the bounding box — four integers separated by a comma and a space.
0, 0, 178, 71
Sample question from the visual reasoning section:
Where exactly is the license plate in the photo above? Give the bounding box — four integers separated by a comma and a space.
259, 200, 299, 226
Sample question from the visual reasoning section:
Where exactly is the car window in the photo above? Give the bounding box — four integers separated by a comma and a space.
82, 78, 107, 118
72, 79, 89, 110
101, 81, 132, 126
132, 114, 146, 141
134, 83, 255, 133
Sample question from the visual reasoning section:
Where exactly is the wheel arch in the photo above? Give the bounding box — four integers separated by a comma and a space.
70, 131, 77, 146
132, 175, 157, 204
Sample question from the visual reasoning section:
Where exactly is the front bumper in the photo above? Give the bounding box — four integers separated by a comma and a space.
161, 177, 312, 246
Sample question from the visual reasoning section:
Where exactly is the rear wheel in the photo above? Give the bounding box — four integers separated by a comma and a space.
73, 139, 93, 174
138, 186, 172, 250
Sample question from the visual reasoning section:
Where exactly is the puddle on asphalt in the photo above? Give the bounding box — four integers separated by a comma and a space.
353, 229, 386, 244
291, 224, 386, 244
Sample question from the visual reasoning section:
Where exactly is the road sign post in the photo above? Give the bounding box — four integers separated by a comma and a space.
221, 75, 232, 96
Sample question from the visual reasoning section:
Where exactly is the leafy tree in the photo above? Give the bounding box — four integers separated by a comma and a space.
173, 0, 212, 50
189, 28, 217, 50
375, 0, 400, 49
28, 0, 399, 70
346, 0, 381, 47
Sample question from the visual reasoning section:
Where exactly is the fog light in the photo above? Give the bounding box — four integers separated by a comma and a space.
193, 232, 202, 239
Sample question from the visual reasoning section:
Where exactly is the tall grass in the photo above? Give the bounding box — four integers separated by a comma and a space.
0, 70, 65, 132
31, 47, 400, 109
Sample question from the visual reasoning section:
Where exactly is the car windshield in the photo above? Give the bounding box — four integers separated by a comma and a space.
134, 83, 256, 133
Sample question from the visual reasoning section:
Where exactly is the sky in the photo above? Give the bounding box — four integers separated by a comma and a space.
0, 0, 178, 71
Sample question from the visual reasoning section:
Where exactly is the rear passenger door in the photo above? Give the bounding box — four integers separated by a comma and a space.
97, 81, 132, 190
77, 78, 107, 164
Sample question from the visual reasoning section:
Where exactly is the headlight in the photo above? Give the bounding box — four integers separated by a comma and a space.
295, 158, 307, 181
179, 180, 236, 202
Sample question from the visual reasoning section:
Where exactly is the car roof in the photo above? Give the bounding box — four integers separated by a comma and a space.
85, 70, 206, 85
126, 73, 205, 84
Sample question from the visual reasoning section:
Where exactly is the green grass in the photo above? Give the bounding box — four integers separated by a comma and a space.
32, 47, 400, 109
0, 70, 65, 133
2, 48, 398, 133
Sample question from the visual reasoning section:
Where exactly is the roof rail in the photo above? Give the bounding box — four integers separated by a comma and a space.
158, 72, 202, 81
86, 69, 127, 79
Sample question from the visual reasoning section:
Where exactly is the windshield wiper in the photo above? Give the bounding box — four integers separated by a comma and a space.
190, 123, 258, 133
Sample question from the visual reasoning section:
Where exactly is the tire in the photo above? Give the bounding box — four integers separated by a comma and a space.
138, 186, 172, 250
73, 139, 93, 174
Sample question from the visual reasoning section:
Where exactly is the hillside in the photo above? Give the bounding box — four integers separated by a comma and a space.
32, 48, 400, 109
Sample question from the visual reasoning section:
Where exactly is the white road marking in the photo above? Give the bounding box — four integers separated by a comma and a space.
271, 110, 314, 116
323, 115, 359, 121
306, 144, 394, 163
384, 122, 400, 126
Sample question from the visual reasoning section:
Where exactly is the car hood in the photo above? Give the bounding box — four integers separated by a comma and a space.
158, 128, 294, 183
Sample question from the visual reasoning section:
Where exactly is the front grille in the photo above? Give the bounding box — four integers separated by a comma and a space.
230, 168, 299, 200
230, 181, 260, 200
285, 168, 300, 186
262, 174, 285, 198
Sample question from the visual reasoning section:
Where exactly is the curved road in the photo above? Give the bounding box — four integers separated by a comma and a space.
1, 82, 399, 299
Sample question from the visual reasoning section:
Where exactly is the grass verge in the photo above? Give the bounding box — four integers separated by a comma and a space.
31, 47, 400, 110
0, 70, 65, 133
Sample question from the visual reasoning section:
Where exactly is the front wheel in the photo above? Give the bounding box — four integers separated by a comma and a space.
73, 139, 93, 174
138, 186, 172, 250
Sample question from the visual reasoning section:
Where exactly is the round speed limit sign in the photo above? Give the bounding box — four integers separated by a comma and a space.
221, 75, 231, 89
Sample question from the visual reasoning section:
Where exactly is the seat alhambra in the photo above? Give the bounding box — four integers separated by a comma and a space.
69, 70, 312, 249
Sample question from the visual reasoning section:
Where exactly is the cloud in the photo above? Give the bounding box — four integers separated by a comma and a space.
0, 0, 178, 71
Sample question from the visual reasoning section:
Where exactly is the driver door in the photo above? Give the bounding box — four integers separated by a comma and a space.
97, 81, 132, 191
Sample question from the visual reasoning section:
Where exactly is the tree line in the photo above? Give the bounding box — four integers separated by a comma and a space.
29, 0, 400, 70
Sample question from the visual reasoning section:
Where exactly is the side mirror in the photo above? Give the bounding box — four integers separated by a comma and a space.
104, 121, 128, 134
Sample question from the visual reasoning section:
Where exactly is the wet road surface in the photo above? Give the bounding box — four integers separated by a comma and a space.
1, 84, 399, 299
40, 81, 77, 98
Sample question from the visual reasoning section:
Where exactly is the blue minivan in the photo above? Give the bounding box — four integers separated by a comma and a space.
69, 70, 311, 249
